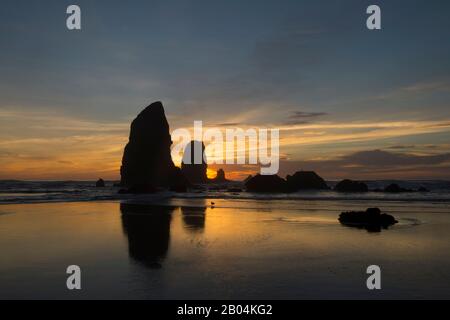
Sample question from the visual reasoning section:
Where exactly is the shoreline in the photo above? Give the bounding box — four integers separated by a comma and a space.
2, 192, 450, 206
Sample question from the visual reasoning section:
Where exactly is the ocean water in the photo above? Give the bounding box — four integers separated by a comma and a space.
1, 180, 450, 204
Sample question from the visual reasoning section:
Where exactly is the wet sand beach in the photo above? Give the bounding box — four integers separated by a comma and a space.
1, 199, 450, 299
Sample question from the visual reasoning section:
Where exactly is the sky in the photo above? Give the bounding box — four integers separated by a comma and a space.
1, 0, 450, 180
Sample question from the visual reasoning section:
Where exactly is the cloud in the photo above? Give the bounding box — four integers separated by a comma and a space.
283, 111, 328, 125
0, 109, 128, 136
0, 109, 128, 180
210, 149, 450, 181
211, 122, 243, 127
289, 111, 328, 119
371, 79, 450, 102
338, 150, 450, 167
277, 120, 450, 148
386, 145, 416, 150
402, 81, 450, 93
276, 150, 450, 180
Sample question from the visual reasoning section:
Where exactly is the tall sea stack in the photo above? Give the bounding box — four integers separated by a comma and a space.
120, 101, 184, 191
181, 140, 208, 184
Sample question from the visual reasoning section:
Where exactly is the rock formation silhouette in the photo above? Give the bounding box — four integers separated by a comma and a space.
211, 169, 228, 183
95, 178, 105, 188
245, 174, 288, 193
169, 167, 189, 193
339, 207, 398, 232
286, 171, 328, 191
384, 183, 412, 193
372, 183, 429, 193
334, 179, 368, 192
181, 140, 208, 184
120, 101, 186, 192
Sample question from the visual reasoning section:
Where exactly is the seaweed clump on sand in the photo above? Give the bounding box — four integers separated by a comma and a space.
338, 208, 398, 232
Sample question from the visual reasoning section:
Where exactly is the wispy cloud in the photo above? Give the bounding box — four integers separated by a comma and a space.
402, 80, 450, 93
289, 111, 328, 118
276, 120, 450, 148
283, 111, 328, 125
277, 149, 450, 180
0, 109, 128, 180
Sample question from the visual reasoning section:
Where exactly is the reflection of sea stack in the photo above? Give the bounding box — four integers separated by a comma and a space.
181, 206, 206, 233
120, 203, 174, 268
181, 141, 208, 184
120, 101, 186, 192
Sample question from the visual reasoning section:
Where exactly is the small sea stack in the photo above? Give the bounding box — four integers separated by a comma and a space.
384, 183, 413, 193
338, 208, 398, 232
286, 171, 328, 191
334, 179, 368, 192
211, 169, 228, 183
245, 174, 288, 193
95, 178, 105, 188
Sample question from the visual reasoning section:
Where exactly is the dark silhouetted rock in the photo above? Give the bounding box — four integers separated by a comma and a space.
95, 178, 105, 188
181, 140, 208, 185
245, 174, 288, 193
120, 101, 186, 192
384, 183, 402, 193
418, 186, 430, 192
227, 188, 242, 192
339, 208, 398, 232
168, 167, 189, 192
384, 183, 412, 193
118, 185, 157, 194
169, 185, 187, 193
169, 171, 188, 192
286, 171, 328, 191
211, 168, 228, 183
334, 179, 368, 192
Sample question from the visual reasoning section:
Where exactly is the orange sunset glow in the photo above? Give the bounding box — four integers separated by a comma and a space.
1, 108, 450, 181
